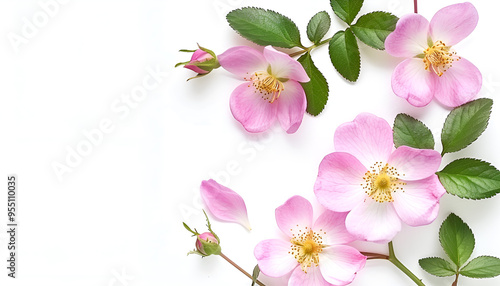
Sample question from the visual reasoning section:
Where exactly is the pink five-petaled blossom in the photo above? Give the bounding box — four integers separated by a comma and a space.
314, 113, 445, 243
218, 46, 310, 134
254, 196, 366, 286
385, 2, 481, 107
200, 179, 251, 230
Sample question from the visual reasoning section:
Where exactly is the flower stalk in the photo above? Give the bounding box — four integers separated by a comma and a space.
414, 0, 418, 13
388, 241, 426, 286
220, 253, 266, 286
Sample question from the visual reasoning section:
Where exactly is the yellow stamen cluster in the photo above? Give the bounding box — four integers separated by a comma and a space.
289, 226, 326, 273
361, 162, 406, 203
245, 71, 284, 103
423, 40, 461, 77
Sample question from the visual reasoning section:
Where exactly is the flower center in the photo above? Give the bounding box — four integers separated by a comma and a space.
423, 40, 461, 77
362, 162, 406, 203
289, 227, 326, 273
246, 71, 284, 103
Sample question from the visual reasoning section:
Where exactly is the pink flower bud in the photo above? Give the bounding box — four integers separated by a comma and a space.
185, 49, 214, 74
175, 45, 220, 80
196, 232, 220, 255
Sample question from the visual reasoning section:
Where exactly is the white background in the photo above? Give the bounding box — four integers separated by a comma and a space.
0, 0, 499, 285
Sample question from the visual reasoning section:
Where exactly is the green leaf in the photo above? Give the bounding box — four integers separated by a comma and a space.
419, 257, 457, 277
393, 113, 435, 149
351, 11, 399, 50
439, 213, 475, 268
441, 98, 493, 155
307, 11, 331, 45
227, 7, 302, 48
297, 52, 329, 116
329, 28, 360, 82
330, 0, 364, 25
460, 256, 500, 278
251, 264, 261, 286
437, 158, 500, 199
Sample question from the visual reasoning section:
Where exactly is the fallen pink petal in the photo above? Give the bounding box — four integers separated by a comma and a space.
200, 179, 251, 230
385, 2, 482, 107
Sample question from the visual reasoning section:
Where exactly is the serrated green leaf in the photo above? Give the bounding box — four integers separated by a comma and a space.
393, 113, 434, 149
437, 158, 500, 199
226, 7, 302, 48
351, 11, 399, 50
297, 52, 329, 116
419, 257, 457, 277
307, 11, 331, 45
439, 213, 475, 268
330, 0, 364, 25
441, 98, 493, 155
460, 256, 500, 278
251, 264, 261, 286
329, 28, 360, 82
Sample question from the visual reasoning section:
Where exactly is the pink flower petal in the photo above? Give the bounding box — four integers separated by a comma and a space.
229, 82, 278, 133
433, 57, 482, 107
385, 13, 429, 58
191, 49, 213, 62
276, 80, 307, 134
200, 179, 251, 230
393, 175, 445, 226
345, 200, 401, 243
254, 239, 298, 277
429, 2, 479, 46
319, 246, 367, 286
184, 64, 209, 74
289, 265, 333, 286
388, 146, 441, 181
275, 196, 313, 238
391, 58, 436, 107
263, 46, 310, 82
313, 210, 355, 245
218, 46, 268, 79
314, 152, 367, 212
334, 113, 393, 168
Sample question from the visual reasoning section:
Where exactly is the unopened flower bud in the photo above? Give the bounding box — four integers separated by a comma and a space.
196, 232, 221, 256
176, 45, 220, 80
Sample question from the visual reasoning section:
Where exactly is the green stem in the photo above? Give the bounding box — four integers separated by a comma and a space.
219, 252, 265, 286
388, 241, 426, 286
288, 37, 332, 58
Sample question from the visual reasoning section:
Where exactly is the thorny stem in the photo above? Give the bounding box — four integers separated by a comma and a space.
388, 241, 426, 286
219, 252, 265, 286
414, 0, 418, 13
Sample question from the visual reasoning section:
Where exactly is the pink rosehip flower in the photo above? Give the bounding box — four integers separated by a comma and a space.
200, 179, 251, 230
314, 113, 445, 243
385, 2, 481, 107
254, 196, 366, 286
218, 46, 310, 134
